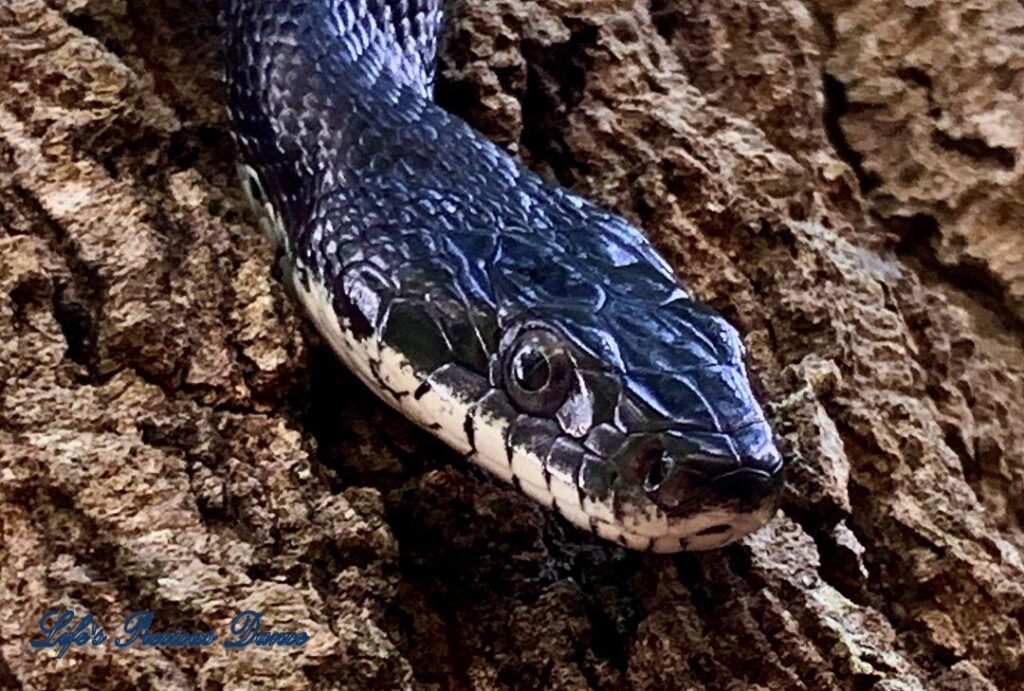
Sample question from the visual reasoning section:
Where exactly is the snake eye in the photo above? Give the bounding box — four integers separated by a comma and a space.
505, 330, 574, 415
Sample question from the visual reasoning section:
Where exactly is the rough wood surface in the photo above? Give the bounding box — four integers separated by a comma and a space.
1, 1, 1022, 689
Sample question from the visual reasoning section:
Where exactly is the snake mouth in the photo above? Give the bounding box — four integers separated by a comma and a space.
708, 465, 785, 508
647, 453, 785, 516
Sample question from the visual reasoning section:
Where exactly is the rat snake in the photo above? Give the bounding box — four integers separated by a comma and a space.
223, 0, 783, 552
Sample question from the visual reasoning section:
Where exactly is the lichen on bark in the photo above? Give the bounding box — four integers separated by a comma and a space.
1, 0, 1022, 689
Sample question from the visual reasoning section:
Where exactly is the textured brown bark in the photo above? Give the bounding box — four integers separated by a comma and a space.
1, 0, 1022, 689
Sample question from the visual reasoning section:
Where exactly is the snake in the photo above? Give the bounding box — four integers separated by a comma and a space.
223, 0, 784, 552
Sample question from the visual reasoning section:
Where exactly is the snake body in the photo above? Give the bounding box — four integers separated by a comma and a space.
224, 0, 783, 552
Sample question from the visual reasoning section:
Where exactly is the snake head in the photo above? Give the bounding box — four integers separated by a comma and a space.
476, 212, 787, 552
294, 209, 784, 553
492, 305, 783, 552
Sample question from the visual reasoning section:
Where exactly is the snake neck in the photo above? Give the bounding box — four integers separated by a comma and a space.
224, 0, 447, 227
225, 0, 444, 95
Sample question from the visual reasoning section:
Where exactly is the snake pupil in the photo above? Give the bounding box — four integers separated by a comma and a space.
513, 348, 550, 392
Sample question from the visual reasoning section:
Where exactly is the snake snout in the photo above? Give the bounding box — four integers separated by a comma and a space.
709, 462, 784, 509
632, 424, 784, 516
711, 422, 785, 510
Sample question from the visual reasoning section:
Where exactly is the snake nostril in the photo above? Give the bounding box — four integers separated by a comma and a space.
638, 445, 673, 493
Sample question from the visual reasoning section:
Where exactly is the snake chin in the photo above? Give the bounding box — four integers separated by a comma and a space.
646, 506, 781, 553
572, 481, 782, 553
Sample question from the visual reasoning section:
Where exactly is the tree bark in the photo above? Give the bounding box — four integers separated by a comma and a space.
1, 0, 1022, 689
